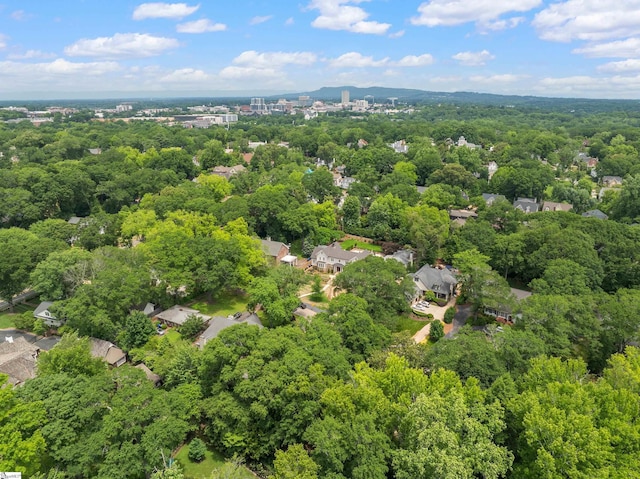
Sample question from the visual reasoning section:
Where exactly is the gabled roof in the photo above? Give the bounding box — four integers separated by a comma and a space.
482, 193, 506, 204
261, 239, 288, 258
33, 301, 54, 317
135, 363, 161, 384
195, 312, 263, 348
413, 265, 457, 295
155, 305, 211, 326
542, 201, 573, 212
90, 338, 126, 366
0, 337, 39, 385
311, 243, 371, 262
582, 209, 609, 220
513, 198, 540, 213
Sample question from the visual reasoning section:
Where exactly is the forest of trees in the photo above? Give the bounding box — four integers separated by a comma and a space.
2, 101, 640, 478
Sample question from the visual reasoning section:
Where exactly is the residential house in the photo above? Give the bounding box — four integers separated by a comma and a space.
385, 249, 414, 268
131, 302, 161, 317
195, 312, 263, 349
33, 301, 63, 327
602, 176, 623, 187
582, 209, 609, 220
487, 161, 499, 180
155, 305, 212, 328
261, 238, 291, 264
389, 140, 408, 154
357, 139, 368, 149
310, 243, 371, 273
210, 164, 246, 180
412, 265, 457, 301
0, 336, 39, 386
483, 288, 532, 324
90, 338, 127, 367
457, 136, 481, 150
541, 201, 573, 212
513, 198, 540, 214
338, 176, 358, 190
88, 148, 102, 155
416, 186, 427, 195
135, 363, 162, 386
482, 193, 507, 206
448, 209, 478, 225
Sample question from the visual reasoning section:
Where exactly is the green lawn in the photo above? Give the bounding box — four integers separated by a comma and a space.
174, 443, 255, 479
190, 292, 250, 318
396, 315, 429, 335
0, 303, 35, 329
340, 239, 382, 252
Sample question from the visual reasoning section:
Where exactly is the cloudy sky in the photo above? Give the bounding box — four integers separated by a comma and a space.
2, 0, 640, 99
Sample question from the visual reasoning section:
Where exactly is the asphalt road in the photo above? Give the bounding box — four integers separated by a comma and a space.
0, 328, 38, 344
445, 304, 474, 338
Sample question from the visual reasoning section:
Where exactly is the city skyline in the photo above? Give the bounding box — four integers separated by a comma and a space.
1, 1, 640, 100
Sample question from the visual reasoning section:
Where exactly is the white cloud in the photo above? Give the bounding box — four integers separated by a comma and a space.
250, 15, 273, 25
177, 19, 226, 33
285, 17, 295, 26
159, 67, 210, 82
469, 73, 524, 84
10, 10, 28, 21
232, 50, 317, 67
394, 54, 434, 67
0, 34, 7, 50
389, 30, 405, 38
219, 65, 279, 79
329, 52, 389, 68
573, 38, 640, 58
0, 59, 120, 77
7, 49, 56, 60
480, 16, 524, 32
533, 0, 640, 42
308, 0, 391, 35
220, 50, 317, 80
133, 2, 199, 20
64, 33, 180, 58
411, 0, 540, 28
598, 59, 640, 73
453, 49, 495, 66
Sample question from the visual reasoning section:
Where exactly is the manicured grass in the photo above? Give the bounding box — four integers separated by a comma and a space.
190, 291, 250, 318
162, 329, 183, 344
340, 239, 382, 252
396, 315, 429, 335
174, 443, 254, 479
0, 314, 15, 329
0, 303, 35, 329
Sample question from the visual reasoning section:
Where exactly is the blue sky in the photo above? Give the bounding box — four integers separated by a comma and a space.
1, 1, 640, 99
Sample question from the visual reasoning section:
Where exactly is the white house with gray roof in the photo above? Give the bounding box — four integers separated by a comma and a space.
412, 265, 457, 301
310, 243, 371, 273
33, 301, 63, 327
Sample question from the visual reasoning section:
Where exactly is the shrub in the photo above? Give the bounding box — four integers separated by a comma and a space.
188, 438, 207, 463
179, 314, 206, 340
444, 307, 456, 324
424, 291, 437, 302
14, 311, 35, 330
33, 318, 47, 336
430, 321, 444, 342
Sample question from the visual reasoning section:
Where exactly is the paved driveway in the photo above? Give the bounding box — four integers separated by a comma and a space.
445, 304, 474, 338
412, 296, 457, 343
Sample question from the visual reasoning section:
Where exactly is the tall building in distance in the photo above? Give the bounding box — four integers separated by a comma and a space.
250, 98, 266, 113
341, 90, 350, 105
298, 95, 312, 107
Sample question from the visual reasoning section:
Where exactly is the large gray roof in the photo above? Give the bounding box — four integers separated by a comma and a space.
582, 209, 608, 220
413, 265, 457, 295
311, 243, 371, 262
261, 239, 288, 258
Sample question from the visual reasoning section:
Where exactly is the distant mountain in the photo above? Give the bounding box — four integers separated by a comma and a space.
271, 86, 640, 111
